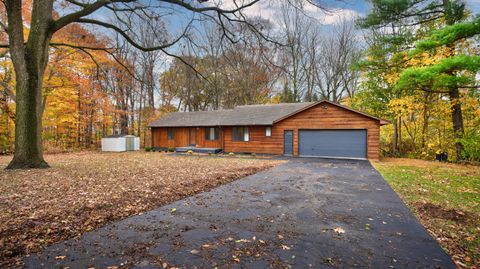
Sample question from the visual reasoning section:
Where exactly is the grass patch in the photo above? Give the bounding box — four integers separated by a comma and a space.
372, 158, 479, 269
0, 151, 283, 267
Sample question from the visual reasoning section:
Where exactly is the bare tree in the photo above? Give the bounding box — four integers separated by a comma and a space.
0, 0, 265, 169
300, 24, 320, 101
316, 19, 361, 102
280, 0, 308, 102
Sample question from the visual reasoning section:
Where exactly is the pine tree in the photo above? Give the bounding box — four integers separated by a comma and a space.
357, 0, 471, 160
397, 17, 480, 159
280, 81, 294, 103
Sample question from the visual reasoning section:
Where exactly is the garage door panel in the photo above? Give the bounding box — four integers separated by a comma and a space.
299, 130, 367, 159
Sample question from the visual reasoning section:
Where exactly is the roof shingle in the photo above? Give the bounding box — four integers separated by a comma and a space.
148, 100, 389, 127
148, 102, 313, 127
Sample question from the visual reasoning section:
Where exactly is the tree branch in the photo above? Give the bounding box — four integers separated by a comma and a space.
159, 0, 260, 14
52, 0, 134, 33
76, 18, 191, 51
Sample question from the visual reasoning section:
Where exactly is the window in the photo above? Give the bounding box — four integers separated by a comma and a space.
232, 127, 249, 142
205, 127, 219, 140
167, 128, 174, 140
265, 127, 272, 137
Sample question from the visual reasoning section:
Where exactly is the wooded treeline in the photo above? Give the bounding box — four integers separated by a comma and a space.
351, 0, 479, 161
0, 0, 478, 162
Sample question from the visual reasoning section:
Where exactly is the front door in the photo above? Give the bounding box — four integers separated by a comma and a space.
284, 130, 293, 156
189, 128, 196, 146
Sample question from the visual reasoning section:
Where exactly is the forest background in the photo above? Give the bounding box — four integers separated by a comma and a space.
0, 0, 478, 162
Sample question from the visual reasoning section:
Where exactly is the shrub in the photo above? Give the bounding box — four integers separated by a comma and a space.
144, 146, 153, 152
187, 150, 194, 155
228, 152, 235, 156
458, 130, 480, 162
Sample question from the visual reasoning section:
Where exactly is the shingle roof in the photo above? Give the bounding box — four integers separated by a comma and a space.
223, 102, 313, 126
148, 102, 313, 127
148, 110, 226, 127
148, 100, 389, 127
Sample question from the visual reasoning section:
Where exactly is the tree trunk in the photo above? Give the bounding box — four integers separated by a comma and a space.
443, 0, 465, 160
449, 88, 465, 159
398, 116, 402, 154
6, 0, 54, 169
421, 92, 431, 149
392, 117, 398, 155
6, 76, 50, 169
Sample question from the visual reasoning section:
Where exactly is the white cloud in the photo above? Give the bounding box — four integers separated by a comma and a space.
319, 9, 360, 25
209, 0, 361, 26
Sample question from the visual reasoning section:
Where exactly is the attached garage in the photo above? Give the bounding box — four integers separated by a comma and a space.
298, 129, 367, 159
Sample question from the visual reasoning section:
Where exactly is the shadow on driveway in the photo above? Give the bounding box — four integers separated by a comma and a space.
24, 158, 455, 269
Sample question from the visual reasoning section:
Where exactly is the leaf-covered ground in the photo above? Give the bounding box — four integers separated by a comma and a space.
0, 151, 282, 267
372, 158, 479, 269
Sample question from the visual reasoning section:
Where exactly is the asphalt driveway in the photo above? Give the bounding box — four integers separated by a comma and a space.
24, 158, 455, 269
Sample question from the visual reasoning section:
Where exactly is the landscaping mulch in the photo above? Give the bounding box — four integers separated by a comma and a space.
0, 151, 283, 267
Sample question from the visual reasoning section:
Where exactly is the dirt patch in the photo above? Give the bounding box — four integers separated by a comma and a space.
416, 203, 476, 224
0, 152, 283, 267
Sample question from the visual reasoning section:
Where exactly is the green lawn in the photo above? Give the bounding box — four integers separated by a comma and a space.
372, 158, 479, 269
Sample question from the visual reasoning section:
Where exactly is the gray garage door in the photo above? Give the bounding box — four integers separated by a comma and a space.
299, 130, 367, 159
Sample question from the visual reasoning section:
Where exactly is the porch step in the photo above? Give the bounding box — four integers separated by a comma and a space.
176, 147, 222, 154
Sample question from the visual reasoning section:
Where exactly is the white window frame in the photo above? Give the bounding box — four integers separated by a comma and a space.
265, 127, 272, 137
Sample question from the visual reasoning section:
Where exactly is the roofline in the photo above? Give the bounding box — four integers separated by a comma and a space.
273, 100, 390, 125
148, 123, 273, 128
148, 100, 390, 127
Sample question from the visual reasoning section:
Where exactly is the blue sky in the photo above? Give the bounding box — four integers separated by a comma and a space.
87, 1, 480, 41
233, 0, 480, 25
81, 0, 479, 57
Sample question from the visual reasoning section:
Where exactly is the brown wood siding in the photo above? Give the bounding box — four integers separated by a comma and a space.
152, 127, 189, 148
223, 102, 380, 160
152, 127, 222, 149
223, 126, 282, 154
196, 127, 223, 148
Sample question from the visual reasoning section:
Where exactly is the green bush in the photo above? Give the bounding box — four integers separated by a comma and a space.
228, 152, 235, 156
144, 146, 153, 152
458, 130, 480, 162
